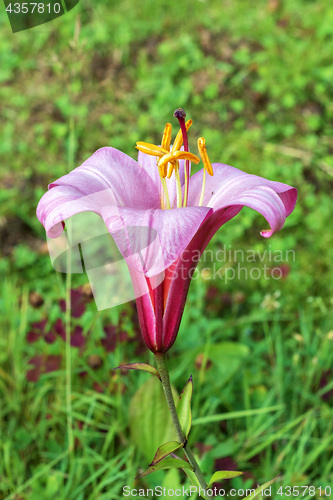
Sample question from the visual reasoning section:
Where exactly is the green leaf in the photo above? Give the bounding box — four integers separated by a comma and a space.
208, 470, 243, 487
243, 477, 278, 499
183, 469, 207, 499
113, 362, 161, 380
176, 375, 193, 438
129, 377, 178, 461
150, 441, 183, 466
136, 457, 193, 478
192, 405, 285, 426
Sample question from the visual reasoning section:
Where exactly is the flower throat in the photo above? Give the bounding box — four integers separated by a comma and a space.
136, 108, 213, 209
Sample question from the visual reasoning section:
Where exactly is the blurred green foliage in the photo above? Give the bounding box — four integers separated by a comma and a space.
1, 0, 333, 498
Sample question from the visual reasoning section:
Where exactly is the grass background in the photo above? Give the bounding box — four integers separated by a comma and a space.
1, 0, 333, 498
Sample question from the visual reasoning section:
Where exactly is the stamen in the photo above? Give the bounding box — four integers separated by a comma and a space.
160, 177, 171, 209
197, 137, 213, 207
136, 140, 171, 208
158, 162, 168, 179
136, 113, 213, 211
157, 151, 199, 171
167, 160, 179, 179
161, 123, 172, 150
197, 137, 214, 176
136, 142, 168, 157
166, 159, 183, 208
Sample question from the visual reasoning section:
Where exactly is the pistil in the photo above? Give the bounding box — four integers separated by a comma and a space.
174, 108, 190, 207
169, 118, 193, 208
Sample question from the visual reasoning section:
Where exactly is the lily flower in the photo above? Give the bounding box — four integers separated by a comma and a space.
37, 109, 297, 354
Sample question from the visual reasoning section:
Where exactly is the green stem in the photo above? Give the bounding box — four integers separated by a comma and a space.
65, 243, 74, 453
154, 353, 208, 493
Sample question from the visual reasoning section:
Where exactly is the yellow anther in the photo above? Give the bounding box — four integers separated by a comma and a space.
158, 151, 200, 171
136, 142, 169, 157
166, 160, 179, 179
157, 152, 175, 170
197, 137, 213, 176
172, 150, 200, 163
158, 163, 168, 179
172, 119, 193, 153
161, 123, 172, 151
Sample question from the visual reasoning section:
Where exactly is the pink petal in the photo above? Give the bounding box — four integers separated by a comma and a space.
37, 147, 160, 238
101, 205, 213, 277
188, 163, 297, 237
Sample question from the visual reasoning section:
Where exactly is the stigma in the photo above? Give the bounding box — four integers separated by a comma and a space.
136, 111, 214, 209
